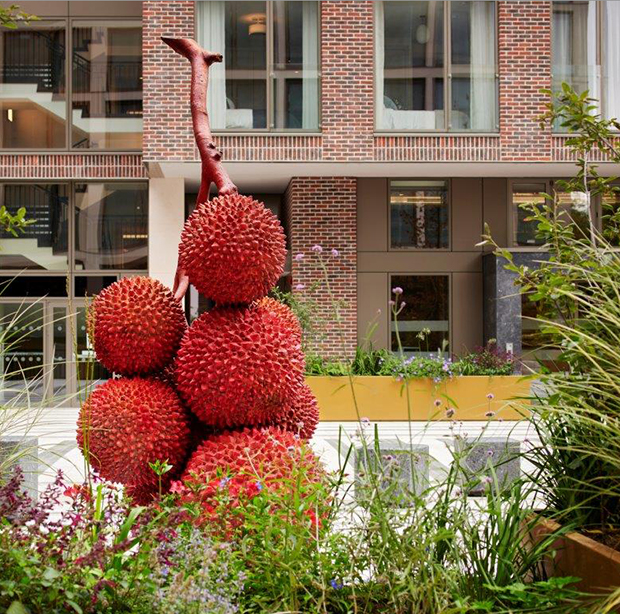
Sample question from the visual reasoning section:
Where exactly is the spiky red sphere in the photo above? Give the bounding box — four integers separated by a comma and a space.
178, 194, 287, 305
90, 276, 186, 376
77, 377, 190, 497
265, 384, 319, 441
255, 297, 302, 343
183, 427, 323, 487
175, 302, 305, 429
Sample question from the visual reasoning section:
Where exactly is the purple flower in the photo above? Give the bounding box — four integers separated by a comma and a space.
486, 393, 495, 400
312, 245, 323, 253
434, 399, 442, 408
445, 407, 455, 419
331, 248, 339, 257
392, 287, 403, 295
388, 300, 396, 307
294, 253, 305, 261
485, 410, 496, 418
330, 579, 344, 590
295, 283, 305, 291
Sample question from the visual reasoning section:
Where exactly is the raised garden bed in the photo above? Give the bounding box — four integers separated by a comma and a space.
306, 375, 530, 421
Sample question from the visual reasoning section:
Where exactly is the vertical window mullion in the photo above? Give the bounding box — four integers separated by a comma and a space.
445, 1, 451, 131
67, 19, 72, 151
267, 1, 274, 129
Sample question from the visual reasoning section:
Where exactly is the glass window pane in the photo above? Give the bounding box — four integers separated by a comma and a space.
75, 306, 109, 392
512, 183, 546, 247
602, 2, 620, 121
0, 276, 67, 297
74, 275, 118, 297
74, 182, 148, 271
602, 191, 620, 246
0, 184, 68, 271
390, 180, 449, 249
0, 21, 66, 148
552, 1, 599, 126
0, 302, 45, 402
71, 22, 142, 150
273, 1, 319, 130
52, 306, 67, 399
450, 1, 496, 131
390, 275, 449, 355
377, 1, 444, 130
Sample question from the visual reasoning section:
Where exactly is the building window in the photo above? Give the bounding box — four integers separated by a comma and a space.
0, 180, 146, 403
197, 1, 320, 131
390, 180, 449, 249
375, 1, 497, 132
552, 1, 620, 124
0, 20, 142, 151
72, 22, 143, 149
511, 182, 547, 247
0, 21, 67, 149
390, 274, 450, 355
74, 182, 148, 271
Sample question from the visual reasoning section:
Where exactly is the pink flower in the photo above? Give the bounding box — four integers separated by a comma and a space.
295, 283, 305, 291
331, 248, 339, 257
389, 300, 396, 307
312, 245, 323, 253
434, 399, 442, 408
169, 481, 187, 495
392, 287, 403, 295
486, 393, 495, 400
294, 253, 305, 261
445, 408, 455, 419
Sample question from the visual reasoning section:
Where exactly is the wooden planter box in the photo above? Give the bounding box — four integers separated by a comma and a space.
305, 375, 530, 422
528, 517, 620, 597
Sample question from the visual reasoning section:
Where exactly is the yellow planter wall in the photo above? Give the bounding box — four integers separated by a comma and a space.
306, 375, 530, 422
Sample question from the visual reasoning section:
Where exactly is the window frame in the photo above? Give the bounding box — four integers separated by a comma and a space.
550, 1, 617, 131
0, 179, 149, 283
374, 0, 499, 135
0, 17, 143, 153
197, 0, 323, 135
387, 178, 452, 252
387, 272, 452, 355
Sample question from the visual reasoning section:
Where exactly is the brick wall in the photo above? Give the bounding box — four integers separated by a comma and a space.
0, 154, 146, 179
287, 177, 357, 359
498, 1, 552, 161
321, 1, 374, 161
143, 0, 195, 162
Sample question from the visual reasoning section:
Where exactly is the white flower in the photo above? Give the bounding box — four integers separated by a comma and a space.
570, 191, 590, 213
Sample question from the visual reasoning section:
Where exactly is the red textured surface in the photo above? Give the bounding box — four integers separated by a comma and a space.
254, 297, 302, 343
77, 378, 190, 497
178, 193, 287, 305
90, 276, 187, 376
183, 427, 322, 486
265, 383, 319, 441
174, 302, 305, 428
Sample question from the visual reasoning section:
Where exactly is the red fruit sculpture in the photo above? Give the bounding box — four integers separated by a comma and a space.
255, 296, 302, 344
174, 301, 305, 429
179, 194, 287, 305
77, 378, 190, 499
90, 276, 186, 376
264, 383, 319, 441
183, 426, 323, 488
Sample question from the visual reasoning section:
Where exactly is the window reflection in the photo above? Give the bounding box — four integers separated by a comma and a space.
0, 302, 45, 402
512, 183, 546, 247
390, 180, 449, 249
72, 22, 142, 149
74, 182, 148, 271
0, 22, 66, 148
0, 184, 68, 270
390, 275, 449, 355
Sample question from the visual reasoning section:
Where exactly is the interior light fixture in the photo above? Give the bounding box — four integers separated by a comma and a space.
241, 12, 267, 36
7, 108, 13, 122
415, 17, 429, 44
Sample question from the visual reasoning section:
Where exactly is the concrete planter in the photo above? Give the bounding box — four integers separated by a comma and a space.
528, 517, 620, 597
306, 375, 530, 422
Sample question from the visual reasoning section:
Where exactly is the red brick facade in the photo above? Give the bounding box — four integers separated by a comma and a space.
287, 177, 357, 358
498, 1, 552, 161
143, 0, 195, 162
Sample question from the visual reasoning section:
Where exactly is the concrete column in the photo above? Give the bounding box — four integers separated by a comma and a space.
148, 177, 185, 290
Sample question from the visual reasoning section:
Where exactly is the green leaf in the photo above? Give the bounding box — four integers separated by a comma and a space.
7, 602, 30, 614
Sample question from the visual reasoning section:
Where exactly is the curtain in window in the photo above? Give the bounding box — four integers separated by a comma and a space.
374, 1, 385, 129
302, 1, 319, 130
470, 1, 495, 131
196, 1, 227, 129
603, 1, 620, 120
552, 9, 571, 87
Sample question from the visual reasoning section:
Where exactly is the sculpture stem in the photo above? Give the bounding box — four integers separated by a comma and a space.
162, 37, 238, 300
162, 37, 238, 201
